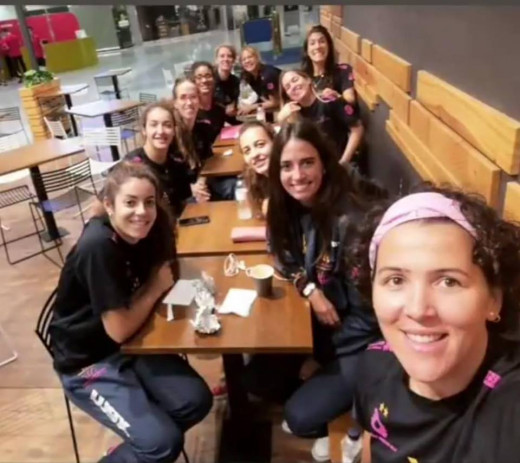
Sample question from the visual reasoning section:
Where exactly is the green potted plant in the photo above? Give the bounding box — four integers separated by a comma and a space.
22, 69, 55, 88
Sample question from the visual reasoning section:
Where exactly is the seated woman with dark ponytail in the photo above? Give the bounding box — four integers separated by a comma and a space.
49, 161, 212, 463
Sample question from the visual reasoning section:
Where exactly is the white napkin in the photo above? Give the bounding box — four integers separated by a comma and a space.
218, 288, 257, 317
163, 280, 196, 321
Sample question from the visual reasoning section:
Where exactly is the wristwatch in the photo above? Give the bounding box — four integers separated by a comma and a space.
302, 282, 317, 298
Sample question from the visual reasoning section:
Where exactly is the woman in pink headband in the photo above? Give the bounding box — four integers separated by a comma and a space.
347, 185, 520, 463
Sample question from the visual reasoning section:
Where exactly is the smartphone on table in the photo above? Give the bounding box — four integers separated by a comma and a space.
178, 216, 210, 227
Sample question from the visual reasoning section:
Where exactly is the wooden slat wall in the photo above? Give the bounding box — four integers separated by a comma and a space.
503, 182, 520, 223
361, 39, 373, 63
417, 71, 520, 175
340, 26, 360, 53
374, 68, 411, 123
372, 45, 412, 93
321, 15, 517, 218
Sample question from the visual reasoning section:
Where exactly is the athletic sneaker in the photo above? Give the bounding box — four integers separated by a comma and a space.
281, 420, 293, 434
311, 436, 330, 462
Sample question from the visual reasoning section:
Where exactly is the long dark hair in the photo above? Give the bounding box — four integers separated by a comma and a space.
238, 121, 275, 216
267, 119, 386, 262
96, 161, 176, 269
302, 25, 336, 78
346, 182, 520, 339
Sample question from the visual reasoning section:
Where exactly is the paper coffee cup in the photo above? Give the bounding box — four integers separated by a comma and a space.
246, 264, 274, 297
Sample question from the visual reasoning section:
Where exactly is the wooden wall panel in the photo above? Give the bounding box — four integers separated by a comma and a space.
361, 39, 373, 63
503, 182, 520, 223
374, 68, 411, 123
340, 26, 360, 54
387, 111, 453, 184
417, 71, 520, 175
400, 102, 501, 206
372, 45, 412, 93
331, 15, 342, 38
335, 39, 354, 66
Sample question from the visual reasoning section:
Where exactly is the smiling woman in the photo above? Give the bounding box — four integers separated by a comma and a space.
48, 161, 213, 463
242, 119, 386, 461
347, 184, 520, 463
124, 101, 193, 217
238, 120, 275, 217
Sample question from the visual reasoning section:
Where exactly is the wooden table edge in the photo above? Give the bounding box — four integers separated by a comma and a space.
122, 345, 313, 355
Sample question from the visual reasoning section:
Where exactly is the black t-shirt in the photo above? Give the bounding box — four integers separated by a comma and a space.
299, 96, 360, 156
243, 64, 281, 102
196, 103, 226, 145
191, 120, 215, 163
125, 147, 192, 217
312, 63, 355, 96
354, 336, 520, 463
49, 216, 155, 374
214, 72, 240, 107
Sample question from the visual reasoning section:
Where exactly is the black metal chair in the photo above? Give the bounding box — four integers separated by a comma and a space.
35, 288, 191, 463
0, 106, 29, 142
30, 158, 98, 228
109, 107, 140, 153
0, 185, 63, 267
139, 92, 158, 104
35, 288, 80, 463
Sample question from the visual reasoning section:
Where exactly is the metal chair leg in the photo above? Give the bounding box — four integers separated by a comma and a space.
0, 323, 17, 368
64, 395, 81, 463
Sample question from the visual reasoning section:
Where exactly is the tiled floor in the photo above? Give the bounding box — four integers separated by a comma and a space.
0, 29, 316, 463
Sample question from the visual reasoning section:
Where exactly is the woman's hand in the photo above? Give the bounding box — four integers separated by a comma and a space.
237, 103, 258, 115
320, 87, 341, 101
191, 178, 211, 202
308, 288, 341, 327
277, 102, 301, 123
225, 103, 237, 117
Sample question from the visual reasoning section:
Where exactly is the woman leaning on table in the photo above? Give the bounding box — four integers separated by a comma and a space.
214, 44, 241, 125
347, 184, 520, 463
238, 45, 281, 122
238, 120, 276, 218
124, 100, 192, 218
278, 69, 364, 170
245, 119, 385, 462
49, 161, 212, 463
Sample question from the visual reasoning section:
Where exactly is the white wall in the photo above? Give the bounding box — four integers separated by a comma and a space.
0, 6, 16, 21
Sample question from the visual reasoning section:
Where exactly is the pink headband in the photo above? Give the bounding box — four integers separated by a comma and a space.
368, 192, 477, 271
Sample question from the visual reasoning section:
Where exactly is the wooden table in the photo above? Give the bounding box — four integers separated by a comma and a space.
66, 99, 142, 161
94, 67, 131, 99
201, 145, 245, 177
177, 201, 267, 257
124, 254, 312, 463
0, 137, 85, 241
124, 255, 312, 355
59, 83, 90, 135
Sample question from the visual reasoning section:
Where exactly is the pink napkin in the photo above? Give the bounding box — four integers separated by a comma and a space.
231, 226, 267, 243
220, 125, 242, 140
